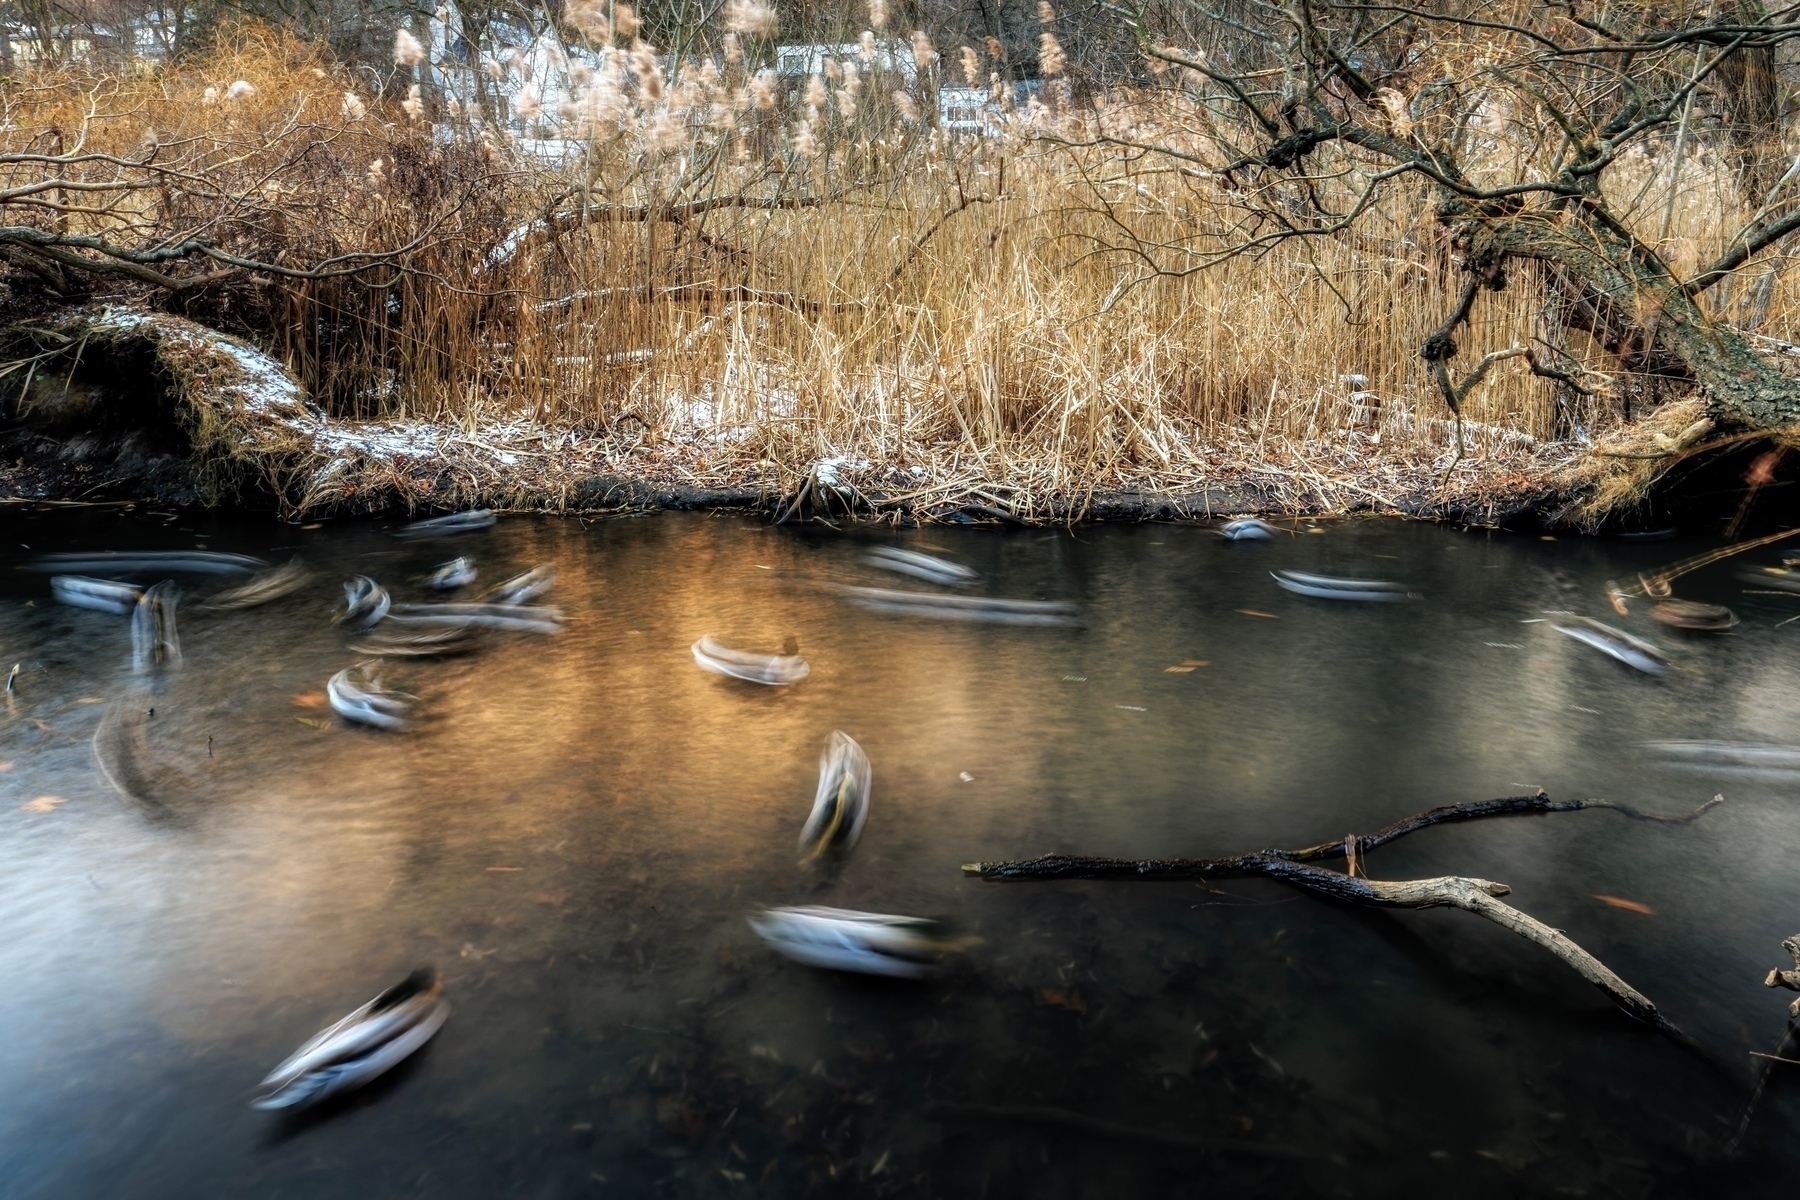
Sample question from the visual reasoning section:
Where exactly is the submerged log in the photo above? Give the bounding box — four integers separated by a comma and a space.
964, 791, 1722, 1040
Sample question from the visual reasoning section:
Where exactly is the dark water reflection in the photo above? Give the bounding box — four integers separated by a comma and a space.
4, 509, 1800, 1197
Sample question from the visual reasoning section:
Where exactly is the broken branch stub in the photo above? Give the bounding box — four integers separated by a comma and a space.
1763, 935, 1800, 1018
964, 792, 1721, 1039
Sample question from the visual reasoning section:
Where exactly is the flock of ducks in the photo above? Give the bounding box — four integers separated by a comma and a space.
32, 550, 307, 679
692, 548, 1012, 979
28, 511, 1770, 1112
27, 509, 561, 1108
320, 515, 562, 730
1225, 518, 1759, 676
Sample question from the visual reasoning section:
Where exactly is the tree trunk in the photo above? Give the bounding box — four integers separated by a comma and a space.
1465, 206, 1800, 429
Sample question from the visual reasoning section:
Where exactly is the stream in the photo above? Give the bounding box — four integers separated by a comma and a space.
3, 507, 1799, 1197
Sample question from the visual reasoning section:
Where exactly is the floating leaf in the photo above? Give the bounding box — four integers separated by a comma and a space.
291, 691, 327, 708
1594, 894, 1655, 915
1238, 609, 1278, 619
1039, 987, 1087, 1014
294, 716, 330, 729
22, 795, 68, 813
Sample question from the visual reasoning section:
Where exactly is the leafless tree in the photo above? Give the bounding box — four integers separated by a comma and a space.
1062, 0, 1800, 432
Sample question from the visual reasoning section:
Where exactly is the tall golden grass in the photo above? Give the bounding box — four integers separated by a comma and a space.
3, 28, 1788, 501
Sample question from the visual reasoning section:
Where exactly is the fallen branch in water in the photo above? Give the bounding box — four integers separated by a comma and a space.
963, 791, 1721, 1040
1727, 939, 1800, 1153
1763, 933, 1800, 1016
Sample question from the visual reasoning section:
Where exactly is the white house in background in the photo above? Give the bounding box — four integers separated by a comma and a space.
412, 8, 1025, 148
937, 85, 991, 135
774, 41, 916, 81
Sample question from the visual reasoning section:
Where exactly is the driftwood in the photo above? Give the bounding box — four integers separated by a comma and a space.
964, 791, 1722, 1039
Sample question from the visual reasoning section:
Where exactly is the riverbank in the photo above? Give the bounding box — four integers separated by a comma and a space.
0, 307, 1636, 529
0, 427, 1582, 528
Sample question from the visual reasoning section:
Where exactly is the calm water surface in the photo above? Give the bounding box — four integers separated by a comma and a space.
3, 509, 1800, 1197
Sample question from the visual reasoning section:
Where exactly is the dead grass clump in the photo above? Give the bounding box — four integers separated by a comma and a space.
1561, 398, 1713, 522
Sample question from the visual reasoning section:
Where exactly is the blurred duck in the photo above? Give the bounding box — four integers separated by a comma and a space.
388, 603, 562, 634
691, 635, 810, 685
396, 509, 495, 538
1645, 741, 1800, 780
1220, 518, 1277, 541
335, 576, 391, 630
426, 558, 476, 591
1740, 566, 1800, 593
131, 581, 181, 672
252, 969, 449, 1110
480, 564, 555, 604
835, 585, 1079, 626
205, 559, 310, 610
1650, 599, 1737, 631
862, 547, 978, 587
1271, 569, 1411, 601
749, 907, 955, 979
327, 665, 414, 730
352, 623, 480, 658
30, 550, 264, 576
1551, 615, 1670, 675
799, 730, 871, 862
52, 575, 142, 615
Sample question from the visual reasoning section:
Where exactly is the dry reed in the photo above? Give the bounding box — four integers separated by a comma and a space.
2, 28, 1788, 516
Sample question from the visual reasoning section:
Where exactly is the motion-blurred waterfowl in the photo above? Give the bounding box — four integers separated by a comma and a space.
1644, 740, 1800, 780
351, 622, 480, 657
395, 509, 495, 538
204, 559, 310, 610
327, 665, 414, 730
426, 558, 476, 590
388, 603, 563, 634
691, 635, 810, 685
1550, 615, 1670, 674
252, 968, 449, 1111
1220, 518, 1277, 541
91, 698, 156, 807
799, 730, 871, 861
1270, 569, 1411, 601
29, 551, 266, 576
335, 576, 391, 630
479, 564, 555, 604
51, 575, 142, 615
748, 907, 954, 979
131, 582, 181, 672
863, 547, 978, 587
1740, 566, 1800, 593
1650, 599, 1738, 631
835, 585, 1080, 626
